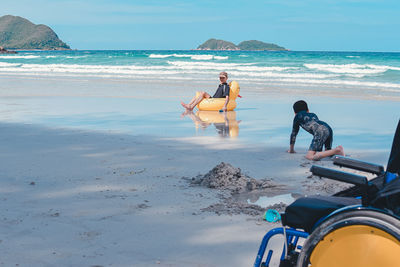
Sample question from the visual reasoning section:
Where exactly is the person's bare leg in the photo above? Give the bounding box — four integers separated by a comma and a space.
181, 93, 200, 109
181, 97, 200, 111
308, 145, 345, 161
181, 94, 198, 109
305, 150, 316, 160
185, 95, 198, 107
188, 92, 203, 106
180, 101, 191, 109
181, 91, 210, 111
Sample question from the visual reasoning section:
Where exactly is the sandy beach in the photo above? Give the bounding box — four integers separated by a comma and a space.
0, 72, 396, 266
0, 122, 389, 267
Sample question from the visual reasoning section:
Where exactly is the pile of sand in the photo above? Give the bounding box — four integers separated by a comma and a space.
189, 162, 282, 217
191, 162, 276, 194
189, 161, 355, 217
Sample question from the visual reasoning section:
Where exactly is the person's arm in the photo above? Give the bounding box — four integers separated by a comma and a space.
222, 95, 229, 112
222, 83, 230, 112
288, 116, 300, 153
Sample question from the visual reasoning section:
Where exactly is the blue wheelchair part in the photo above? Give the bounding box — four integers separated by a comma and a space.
254, 227, 308, 267
386, 172, 398, 184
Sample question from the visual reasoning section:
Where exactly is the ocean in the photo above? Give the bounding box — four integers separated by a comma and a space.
0, 50, 400, 97
0, 50, 399, 153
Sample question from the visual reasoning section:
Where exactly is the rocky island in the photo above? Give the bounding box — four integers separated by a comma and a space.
0, 46, 17, 54
0, 15, 70, 50
197, 38, 287, 51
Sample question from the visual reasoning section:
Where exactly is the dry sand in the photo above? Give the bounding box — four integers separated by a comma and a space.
0, 122, 389, 267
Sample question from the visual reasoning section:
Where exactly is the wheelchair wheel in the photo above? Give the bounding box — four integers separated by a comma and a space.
296, 209, 400, 267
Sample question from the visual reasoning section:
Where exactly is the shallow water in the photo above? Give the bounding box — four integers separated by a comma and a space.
0, 90, 397, 151
0, 51, 399, 153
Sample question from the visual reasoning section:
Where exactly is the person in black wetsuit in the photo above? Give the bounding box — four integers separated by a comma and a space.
181, 72, 230, 112
288, 100, 345, 160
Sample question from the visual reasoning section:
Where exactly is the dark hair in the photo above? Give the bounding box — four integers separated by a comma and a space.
293, 100, 308, 113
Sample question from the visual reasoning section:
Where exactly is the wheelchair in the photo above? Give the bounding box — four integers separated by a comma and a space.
254, 120, 400, 267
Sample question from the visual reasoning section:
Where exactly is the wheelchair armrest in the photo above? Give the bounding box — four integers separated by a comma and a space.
333, 155, 385, 175
310, 165, 368, 187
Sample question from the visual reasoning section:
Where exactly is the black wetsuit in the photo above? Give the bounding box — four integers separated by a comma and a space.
290, 111, 333, 152
212, 83, 230, 98
387, 120, 400, 175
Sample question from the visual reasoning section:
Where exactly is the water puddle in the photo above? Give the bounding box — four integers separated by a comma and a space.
247, 193, 297, 208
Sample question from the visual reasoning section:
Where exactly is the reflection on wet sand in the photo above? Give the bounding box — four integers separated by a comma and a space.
182, 110, 241, 138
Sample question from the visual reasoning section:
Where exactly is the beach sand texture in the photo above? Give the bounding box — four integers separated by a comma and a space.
1, 121, 389, 267
0, 51, 398, 266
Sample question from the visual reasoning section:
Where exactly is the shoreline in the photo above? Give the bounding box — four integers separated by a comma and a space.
0, 73, 400, 102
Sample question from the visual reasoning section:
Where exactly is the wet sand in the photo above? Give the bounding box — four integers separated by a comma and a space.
0, 75, 395, 266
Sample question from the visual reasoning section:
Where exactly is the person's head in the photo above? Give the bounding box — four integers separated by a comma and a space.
219, 71, 228, 83
293, 100, 308, 114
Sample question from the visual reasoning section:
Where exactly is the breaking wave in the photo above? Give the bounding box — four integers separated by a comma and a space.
304, 63, 400, 75
149, 54, 228, 60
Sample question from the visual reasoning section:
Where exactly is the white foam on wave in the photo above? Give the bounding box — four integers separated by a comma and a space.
167, 61, 246, 68
4, 60, 295, 75
0, 63, 171, 74
0, 62, 21, 67
0, 55, 40, 59
286, 78, 400, 90
0, 62, 332, 79
65, 55, 89, 59
149, 54, 228, 60
238, 76, 400, 90
149, 54, 171, 58
228, 70, 336, 79
304, 63, 400, 75
214, 56, 229, 60
167, 61, 295, 72
1, 62, 399, 91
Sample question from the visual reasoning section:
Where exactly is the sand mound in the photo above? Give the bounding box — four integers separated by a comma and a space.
187, 162, 284, 217
191, 162, 276, 194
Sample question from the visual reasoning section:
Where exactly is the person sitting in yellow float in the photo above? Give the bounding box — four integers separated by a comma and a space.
181, 71, 231, 112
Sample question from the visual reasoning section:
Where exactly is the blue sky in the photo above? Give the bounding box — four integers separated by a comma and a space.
2, 0, 399, 51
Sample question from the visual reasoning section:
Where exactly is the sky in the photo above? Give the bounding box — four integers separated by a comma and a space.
1, 0, 400, 51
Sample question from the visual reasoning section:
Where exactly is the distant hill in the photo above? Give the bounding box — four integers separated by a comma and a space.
0, 15, 70, 50
197, 38, 287, 51
197, 38, 239, 50
238, 40, 286, 51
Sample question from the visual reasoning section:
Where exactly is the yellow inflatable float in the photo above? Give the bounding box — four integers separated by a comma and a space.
196, 81, 240, 111
195, 111, 240, 137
